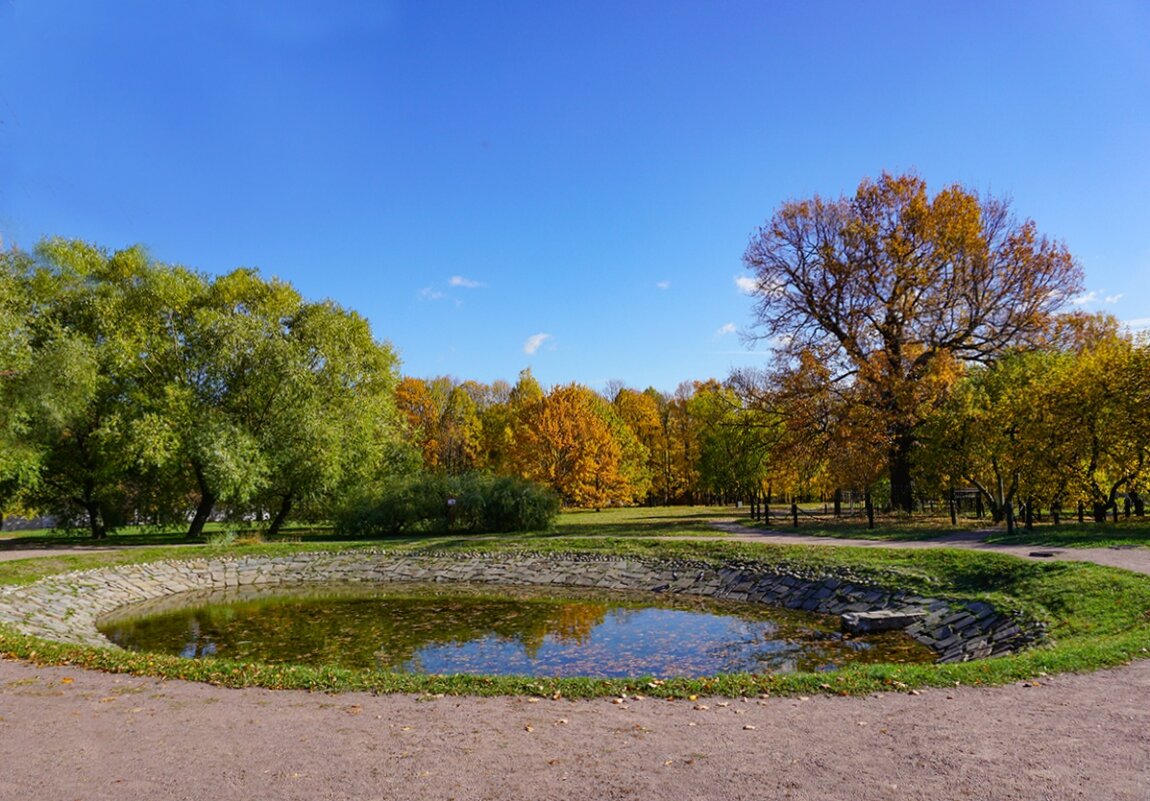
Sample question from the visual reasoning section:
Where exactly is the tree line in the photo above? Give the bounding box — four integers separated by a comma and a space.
3, 173, 1146, 538
393, 315, 1148, 532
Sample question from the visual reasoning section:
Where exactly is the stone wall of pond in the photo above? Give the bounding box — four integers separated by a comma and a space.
0, 552, 1045, 663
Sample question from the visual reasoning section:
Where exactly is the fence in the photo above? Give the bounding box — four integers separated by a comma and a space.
743, 489, 1147, 530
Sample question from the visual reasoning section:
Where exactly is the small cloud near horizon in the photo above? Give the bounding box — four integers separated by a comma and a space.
715, 322, 737, 337
419, 287, 444, 301
524, 333, 553, 355
450, 275, 483, 288
656, 280, 671, 290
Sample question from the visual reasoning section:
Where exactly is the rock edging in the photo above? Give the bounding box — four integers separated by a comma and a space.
0, 551, 1045, 663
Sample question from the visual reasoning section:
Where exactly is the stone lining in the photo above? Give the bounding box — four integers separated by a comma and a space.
0, 552, 1045, 664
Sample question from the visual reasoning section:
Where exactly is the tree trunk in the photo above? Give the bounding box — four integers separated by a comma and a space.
187, 464, 217, 540
267, 493, 294, 539
187, 493, 216, 539
83, 500, 106, 540
1131, 491, 1145, 517
888, 432, 915, 513
79, 480, 107, 539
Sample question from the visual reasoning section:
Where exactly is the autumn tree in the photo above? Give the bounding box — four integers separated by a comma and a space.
743, 172, 1083, 511
395, 377, 444, 470
395, 376, 484, 475
612, 387, 664, 503
509, 383, 646, 508
464, 379, 514, 473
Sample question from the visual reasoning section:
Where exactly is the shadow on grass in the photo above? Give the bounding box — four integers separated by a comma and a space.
983, 520, 1150, 549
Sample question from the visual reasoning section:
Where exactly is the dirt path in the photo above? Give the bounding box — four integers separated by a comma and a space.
1, 656, 1147, 801
708, 521, 1150, 576
2, 533, 1149, 800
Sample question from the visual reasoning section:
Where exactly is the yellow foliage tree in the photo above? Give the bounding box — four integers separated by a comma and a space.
510, 383, 638, 508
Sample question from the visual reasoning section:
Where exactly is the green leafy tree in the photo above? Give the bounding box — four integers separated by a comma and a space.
252, 299, 406, 536
919, 350, 1070, 529
13, 239, 200, 537
689, 380, 776, 504
1052, 323, 1150, 519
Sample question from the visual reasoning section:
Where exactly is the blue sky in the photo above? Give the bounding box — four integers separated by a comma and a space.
2, 1, 1147, 392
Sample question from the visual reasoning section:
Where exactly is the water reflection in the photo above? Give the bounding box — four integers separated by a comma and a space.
99, 582, 934, 677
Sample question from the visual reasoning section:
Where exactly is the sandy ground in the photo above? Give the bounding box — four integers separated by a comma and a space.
1, 530, 1148, 800
2, 657, 1148, 801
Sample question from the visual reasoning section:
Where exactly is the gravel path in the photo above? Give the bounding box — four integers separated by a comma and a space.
2, 531, 1148, 800
707, 522, 1150, 576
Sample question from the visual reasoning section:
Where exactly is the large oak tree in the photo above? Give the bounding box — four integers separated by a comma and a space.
742, 172, 1083, 511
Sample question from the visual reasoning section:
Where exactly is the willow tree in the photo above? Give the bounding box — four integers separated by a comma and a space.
742, 172, 1083, 511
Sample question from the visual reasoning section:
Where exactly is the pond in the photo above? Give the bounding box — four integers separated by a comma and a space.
99, 582, 935, 677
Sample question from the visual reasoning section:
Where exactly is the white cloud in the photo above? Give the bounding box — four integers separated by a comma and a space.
656, 280, 671, 290
449, 275, 483, 288
1070, 290, 1099, 306
524, 333, 553, 355
1105, 293, 1124, 304
419, 287, 444, 301
1122, 317, 1150, 332
734, 275, 759, 295
715, 322, 737, 337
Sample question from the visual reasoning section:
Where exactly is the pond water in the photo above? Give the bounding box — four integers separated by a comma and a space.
99, 583, 935, 677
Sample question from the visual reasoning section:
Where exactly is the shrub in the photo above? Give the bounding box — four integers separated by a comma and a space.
335, 473, 559, 536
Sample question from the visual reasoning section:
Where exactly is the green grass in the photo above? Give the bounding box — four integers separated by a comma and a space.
2, 512, 1149, 697
551, 505, 734, 538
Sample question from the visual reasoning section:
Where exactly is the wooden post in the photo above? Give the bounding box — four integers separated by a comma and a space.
763, 501, 770, 526
791, 501, 799, 528
949, 492, 957, 526
1005, 502, 1015, 537
834, 488, 842, 517
1078, 500, 1085, 524
1052, 501, 1061, 526
864, 491, 875, 530
1024, 499, 1034, 530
